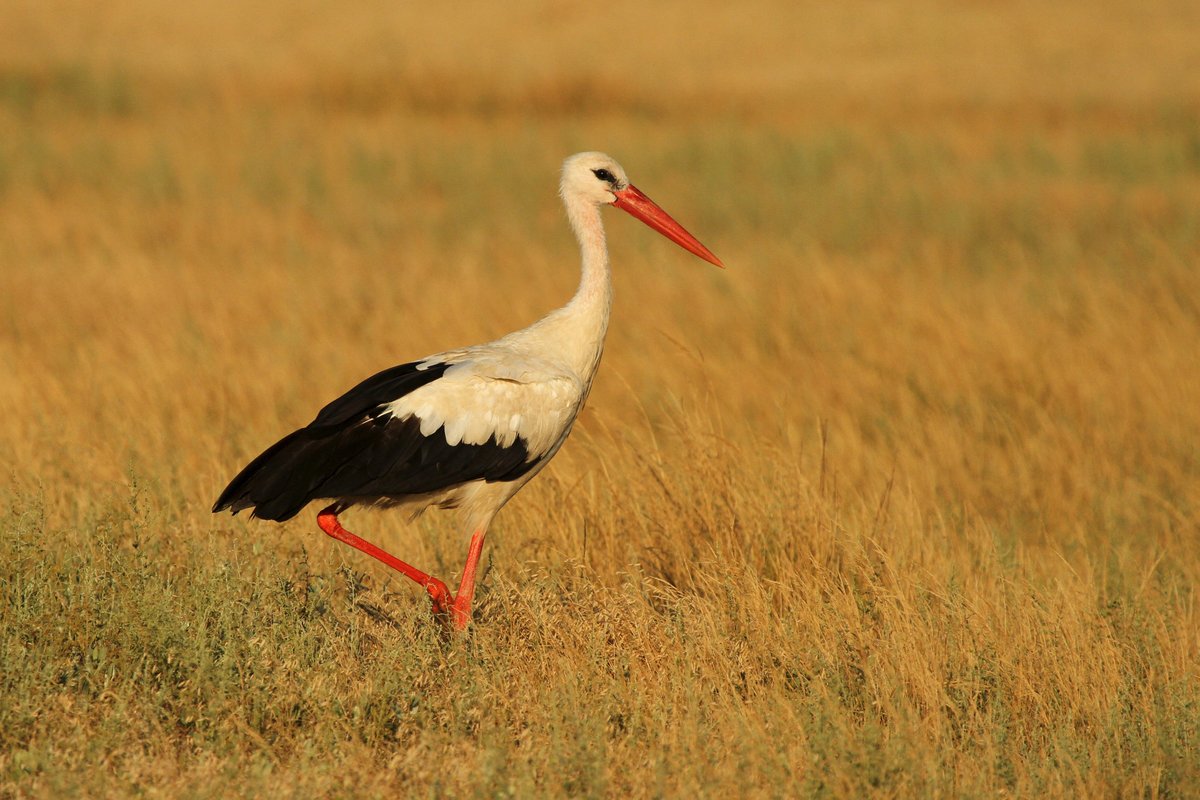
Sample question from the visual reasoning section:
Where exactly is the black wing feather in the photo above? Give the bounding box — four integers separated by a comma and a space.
310, 361, 451, 427
212, 359, 537, 522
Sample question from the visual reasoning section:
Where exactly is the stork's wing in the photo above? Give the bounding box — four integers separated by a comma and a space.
212, 354, 583, 522
310, 360, 452, 427
383, 354, 584, 455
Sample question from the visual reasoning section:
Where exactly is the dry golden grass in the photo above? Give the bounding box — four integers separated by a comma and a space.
2, 1, 1199, 797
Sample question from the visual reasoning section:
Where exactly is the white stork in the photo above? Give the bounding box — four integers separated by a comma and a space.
212, 152, 723, 629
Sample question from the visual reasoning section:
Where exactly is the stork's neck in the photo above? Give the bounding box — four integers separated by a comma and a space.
505, 194, 612, 381
565, 195, 613, 316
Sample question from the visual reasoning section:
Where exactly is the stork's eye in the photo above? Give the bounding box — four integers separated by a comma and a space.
592, 168, 615, 183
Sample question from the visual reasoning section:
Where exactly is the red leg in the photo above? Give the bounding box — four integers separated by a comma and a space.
448, 530, 487, 630
316, 506, 453, 615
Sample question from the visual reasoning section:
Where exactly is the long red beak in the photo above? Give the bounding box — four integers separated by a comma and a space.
612, 184, 724, 268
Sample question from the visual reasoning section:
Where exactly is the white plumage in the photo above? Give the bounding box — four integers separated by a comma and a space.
394, 355, 582, 452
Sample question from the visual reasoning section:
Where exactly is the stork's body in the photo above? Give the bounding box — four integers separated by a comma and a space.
213, 152, 721, 629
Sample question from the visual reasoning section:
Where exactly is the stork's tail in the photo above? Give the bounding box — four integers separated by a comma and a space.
212, 429, 321, 522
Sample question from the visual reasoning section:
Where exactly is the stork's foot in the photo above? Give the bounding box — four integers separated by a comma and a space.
423, 578, 473, 631
427, 587, 472, 633
424, 576, 452, 616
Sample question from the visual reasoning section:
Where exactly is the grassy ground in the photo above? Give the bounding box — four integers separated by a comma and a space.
2, 1, 1199, 797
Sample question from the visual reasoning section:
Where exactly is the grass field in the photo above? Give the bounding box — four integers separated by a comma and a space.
2, 1, 1200, 796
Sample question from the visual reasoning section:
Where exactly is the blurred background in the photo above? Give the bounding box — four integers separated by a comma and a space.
2, 1, 1198, 796
3, 0, 1197, 532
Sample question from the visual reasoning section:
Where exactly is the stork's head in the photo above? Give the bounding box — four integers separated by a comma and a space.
560, 151, 630, 205
560, 151, 724, 268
